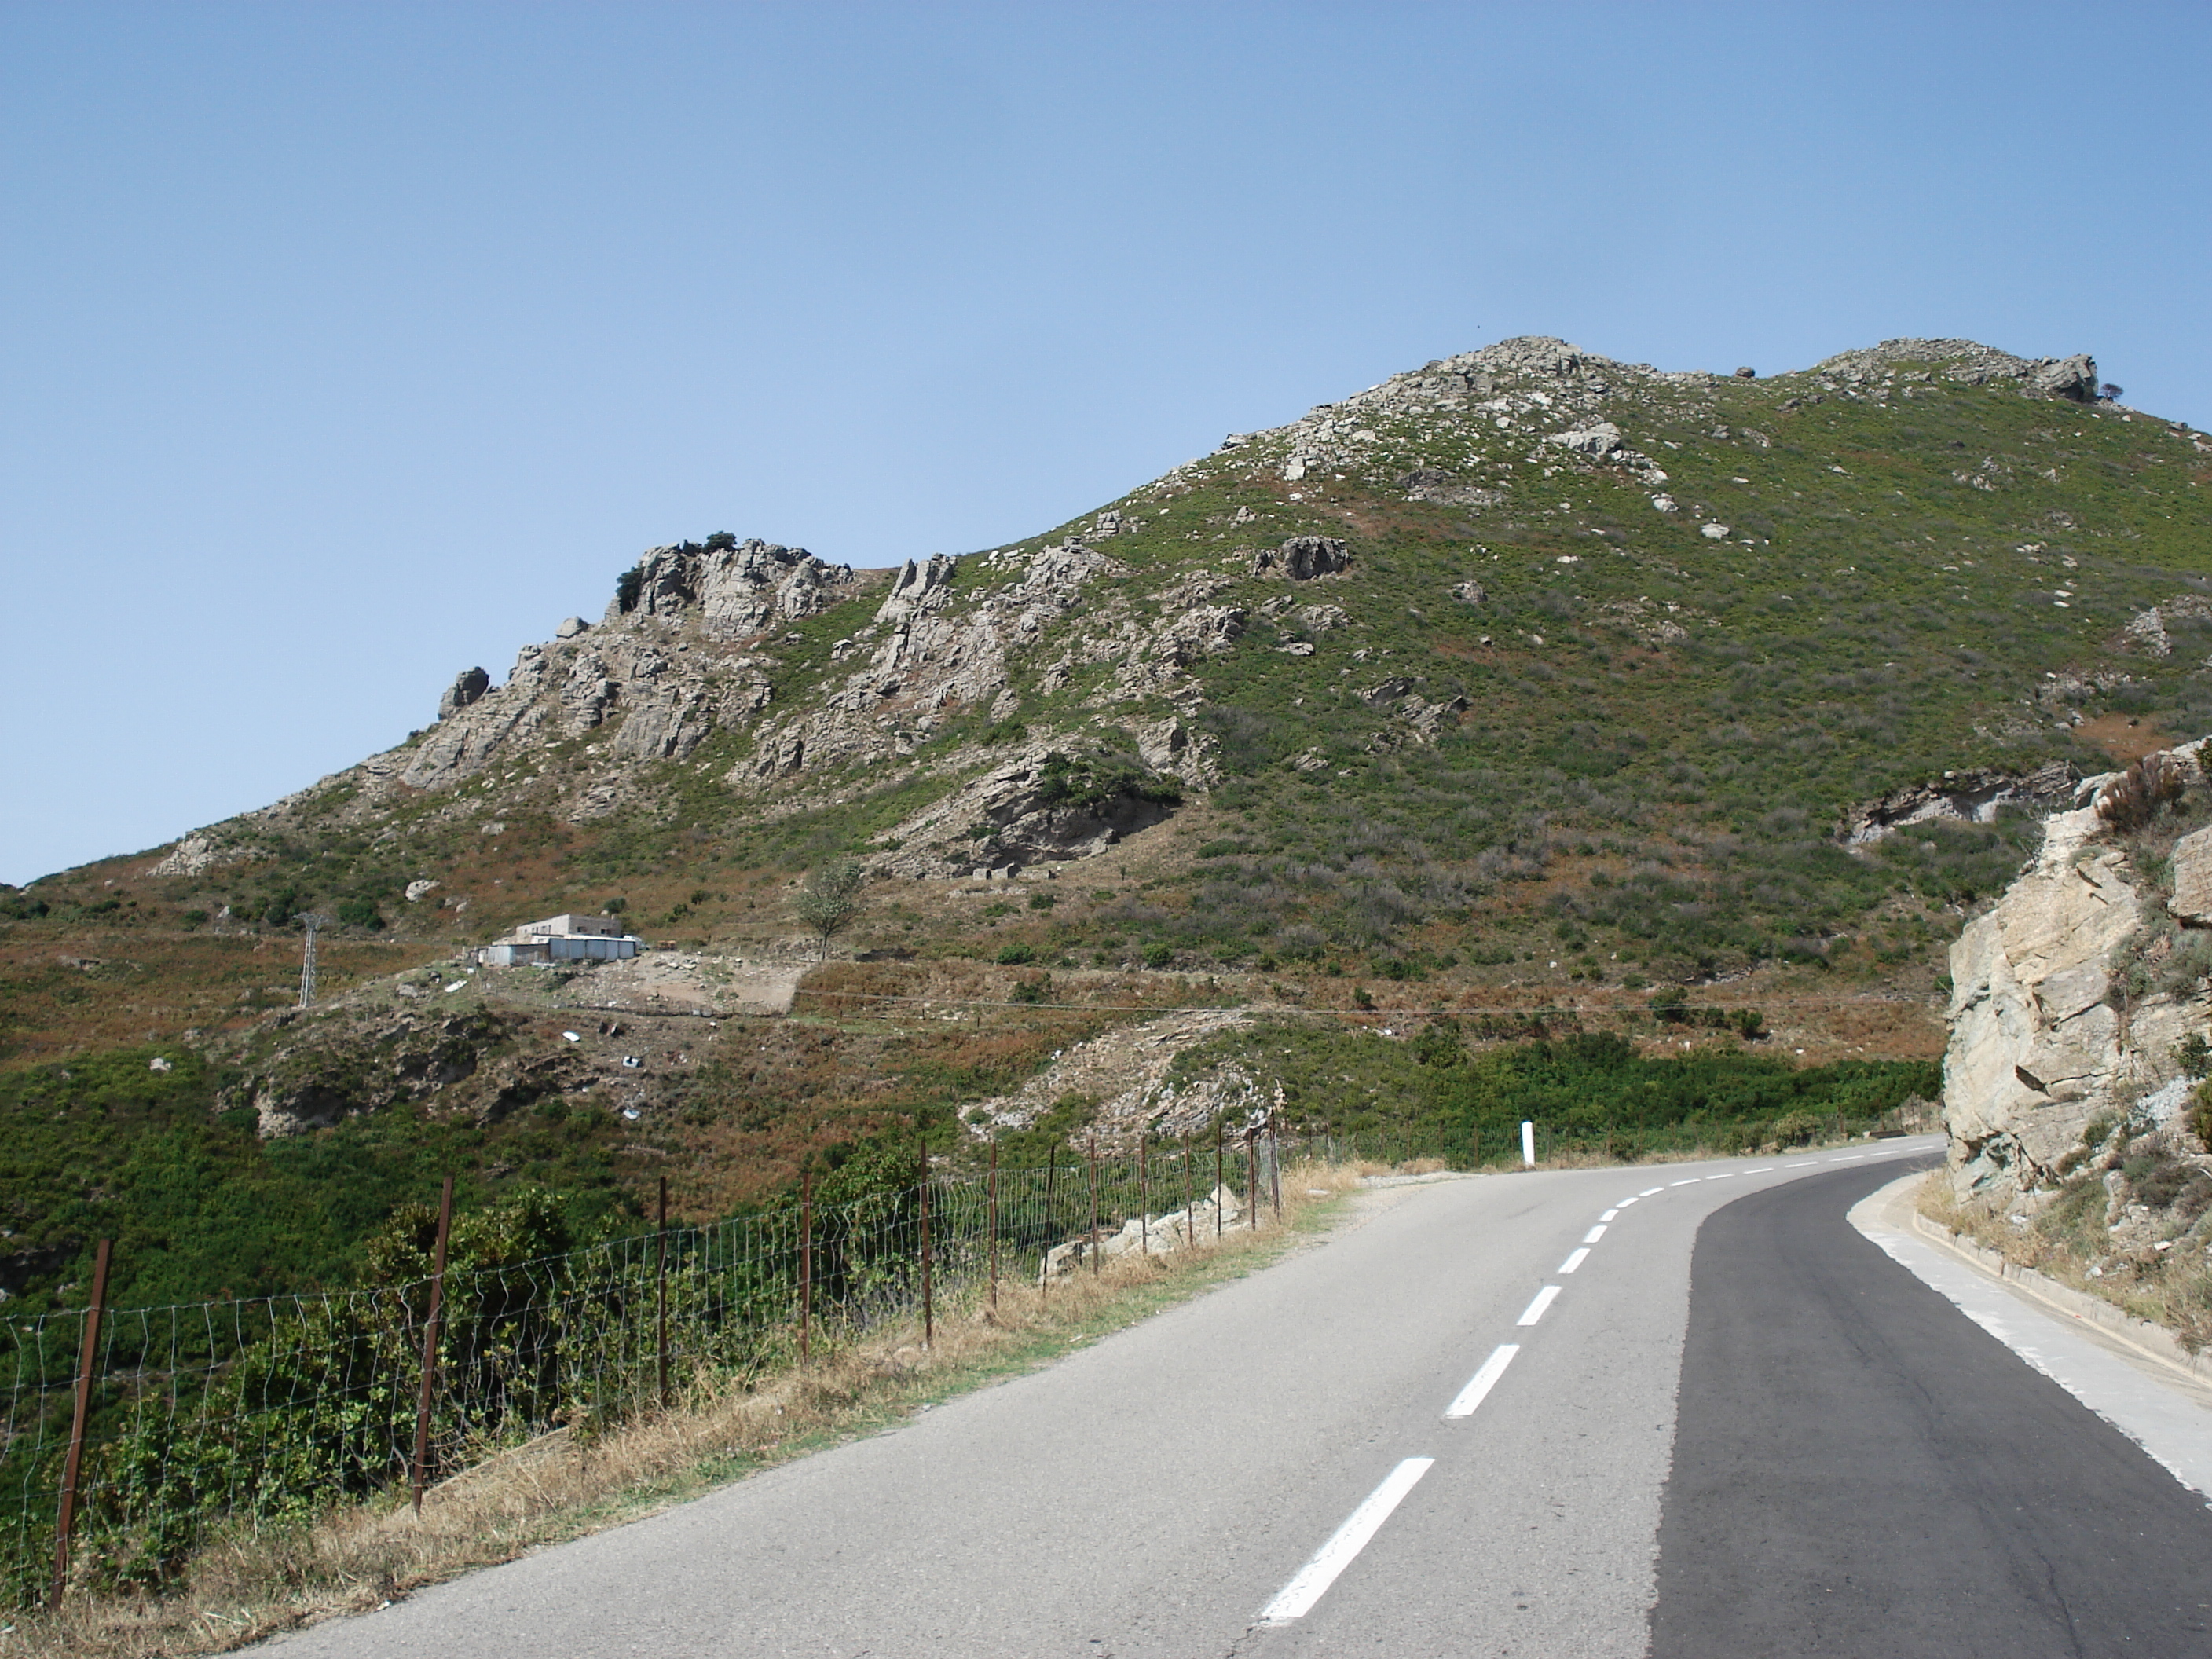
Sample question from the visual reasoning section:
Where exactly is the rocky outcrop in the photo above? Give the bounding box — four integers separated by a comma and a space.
615, 539, 855, 637
1844, 760, 2082, 845
1942, 739, 2212, 1198
2026, 353, 2099, 402
1251, 536, 1350, 581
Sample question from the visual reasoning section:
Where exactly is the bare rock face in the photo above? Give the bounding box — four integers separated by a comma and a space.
1943, 739, 2212, 1198
2170, 825, 2212, 925
1844, 760, 2082, 845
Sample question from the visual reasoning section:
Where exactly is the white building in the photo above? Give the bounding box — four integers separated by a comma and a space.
476, 913, 642, 967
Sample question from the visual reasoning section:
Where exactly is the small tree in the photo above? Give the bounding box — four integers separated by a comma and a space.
792, 859, 867, 959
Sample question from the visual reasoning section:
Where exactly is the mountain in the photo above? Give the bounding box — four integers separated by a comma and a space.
3, 333, 2209, 1303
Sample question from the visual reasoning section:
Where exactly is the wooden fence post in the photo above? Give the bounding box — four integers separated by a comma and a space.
800, 1170, 812, 1365
411, 1176, 455, 1514
656, 1175, 670, 1410
918, 1129, 933, 1347
49, 1237, 112, 1606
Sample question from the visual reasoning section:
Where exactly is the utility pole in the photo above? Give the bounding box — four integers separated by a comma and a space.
295, 912, 331, 1007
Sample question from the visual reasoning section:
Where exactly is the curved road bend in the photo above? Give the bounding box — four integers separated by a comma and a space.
256, 1140, 2212, 1658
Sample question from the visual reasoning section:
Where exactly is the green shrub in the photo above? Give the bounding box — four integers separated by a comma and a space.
1141, 943, 1174, 969
334, 897, 383, 931
994, 943, 1037, 965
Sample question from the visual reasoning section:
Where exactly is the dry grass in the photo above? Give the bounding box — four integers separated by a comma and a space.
1914, 1163, 2212, 1353
9, 1163, 1367, 1659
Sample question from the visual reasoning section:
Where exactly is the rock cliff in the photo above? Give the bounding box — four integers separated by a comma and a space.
1943, 738, 2212, 1196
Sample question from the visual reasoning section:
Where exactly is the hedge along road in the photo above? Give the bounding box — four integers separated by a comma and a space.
255, 1136, 2205, 1658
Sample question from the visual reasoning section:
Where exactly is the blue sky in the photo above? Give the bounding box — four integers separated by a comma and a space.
4, 2, 2207, 884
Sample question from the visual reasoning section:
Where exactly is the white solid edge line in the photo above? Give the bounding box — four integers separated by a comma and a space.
1516, 1284, 1562, 1325
1599, 1209, 1619, 1222
1258, 1457, 1437, 1623
1444, 1342, 1521, 1419
1584, 1224, 1608, 1243
1558, 1247, 1591, 1274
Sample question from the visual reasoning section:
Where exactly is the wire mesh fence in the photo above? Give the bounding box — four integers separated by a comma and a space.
5, 1130, 1299, 1608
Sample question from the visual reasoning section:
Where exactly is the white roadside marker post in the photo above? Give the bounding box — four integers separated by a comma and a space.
1521, 1120, 1536, 1168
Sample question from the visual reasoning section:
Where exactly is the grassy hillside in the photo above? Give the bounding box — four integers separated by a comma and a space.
3, 335, 2207, 1304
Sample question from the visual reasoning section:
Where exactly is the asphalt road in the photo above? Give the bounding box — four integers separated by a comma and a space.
1650, 1163, 2212, 1657
259, 1139, 2212, 1658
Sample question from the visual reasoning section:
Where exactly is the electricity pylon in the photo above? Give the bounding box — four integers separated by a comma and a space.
295, 912, 332, 1007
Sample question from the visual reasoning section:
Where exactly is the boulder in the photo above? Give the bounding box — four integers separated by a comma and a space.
1700, 523, 1730, 540
438, 667, 491, 721
1452, 581, 1487, 606
1542, 422, 1624, 459
555, 616, 589, 639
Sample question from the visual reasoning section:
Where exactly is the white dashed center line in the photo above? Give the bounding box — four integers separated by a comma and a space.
1258, 1457, 1437, 1624
1785, 1160, 1817, 1168
1670, 1178, 1701, 1187
1582, 1224, 1607, 1243
1639, 1186, 1664, 1196
1516, 1284, 1563, 1325
1599, 1209, 1620, 1222
1557, 1247, 1590, 1274
1706, 1171, 1736, 1179
1444, 1343, 1521, 1419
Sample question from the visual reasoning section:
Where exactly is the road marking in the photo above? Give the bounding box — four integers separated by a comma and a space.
1258, 1457, 1437, 1623
1616, 1196, 1642, 1207
1517, 1284, 1562, 1325
1745, 1166, 1774, 1173
1558, 1247, 1591, 1274
1785, 1160, 1817, 1167
1639, 1187, 1664, 1196
1706, 1171, 1737, 1179
1444, 1343, 1521, 1419
1583, 1224, 1607, 1243
1599, 1209, 1620, 1221
1670, 1178, 1701, 1187
1831, 1154, 1866, 1162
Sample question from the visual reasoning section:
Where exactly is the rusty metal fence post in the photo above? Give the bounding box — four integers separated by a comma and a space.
918, 1130, 933, 1348
411, 1175, 455, 1514
800, 1170, 812, 1364
49, 1236, 112, 1606
656, 1175, 670, 1409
